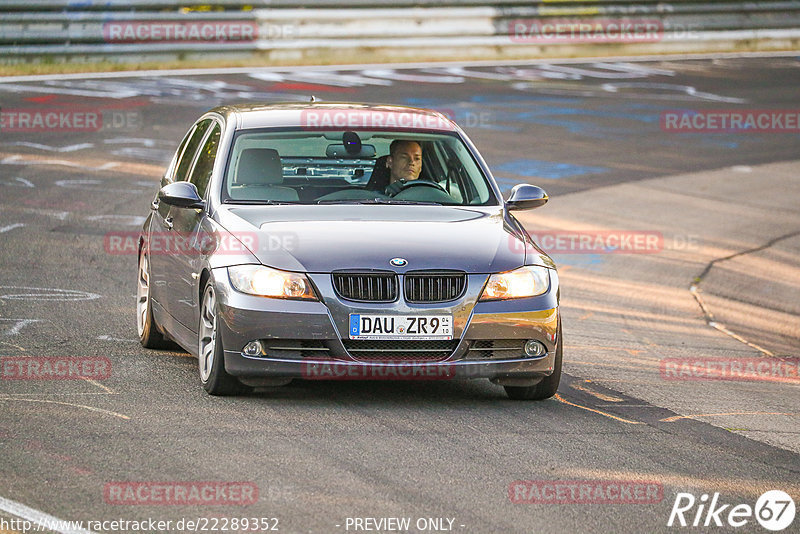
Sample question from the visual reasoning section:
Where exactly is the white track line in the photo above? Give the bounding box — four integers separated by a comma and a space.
0, 398, 130, 420
0, 50, 797, 83
0, 495, 97, 534
0, 224, 25, 234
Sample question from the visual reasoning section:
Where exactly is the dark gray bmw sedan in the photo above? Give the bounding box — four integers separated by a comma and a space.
137, 103, 561, 400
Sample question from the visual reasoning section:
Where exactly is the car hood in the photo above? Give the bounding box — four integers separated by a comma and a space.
215, 204, 538, 273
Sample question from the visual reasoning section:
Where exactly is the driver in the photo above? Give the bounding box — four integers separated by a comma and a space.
385, 140, 422, 195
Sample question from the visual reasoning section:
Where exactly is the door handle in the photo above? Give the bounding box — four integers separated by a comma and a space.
151, 199, 160, 210
163, 217, 173, 230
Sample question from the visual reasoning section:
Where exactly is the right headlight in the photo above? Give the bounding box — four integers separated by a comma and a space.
479, 265, 550, 301
228, 265, 317, 300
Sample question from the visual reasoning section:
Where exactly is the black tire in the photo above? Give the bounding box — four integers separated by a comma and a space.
137, 250, 168, 349
198, 281, 251, 396
504, 317, 563, 400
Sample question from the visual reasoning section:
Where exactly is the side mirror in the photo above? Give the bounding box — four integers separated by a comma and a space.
506, 184, 548, 211
158, 182, 205, 209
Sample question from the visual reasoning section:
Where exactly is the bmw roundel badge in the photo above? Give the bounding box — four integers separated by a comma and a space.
390, 258, 408, 267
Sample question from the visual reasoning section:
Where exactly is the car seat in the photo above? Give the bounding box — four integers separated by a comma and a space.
231, 148, 299, 201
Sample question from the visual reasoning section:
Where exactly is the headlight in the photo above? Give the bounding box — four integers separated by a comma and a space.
227, 265, 317, 300
479, 265, 550, 301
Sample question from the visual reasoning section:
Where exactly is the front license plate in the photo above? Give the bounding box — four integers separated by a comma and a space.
349, 314, 453, 340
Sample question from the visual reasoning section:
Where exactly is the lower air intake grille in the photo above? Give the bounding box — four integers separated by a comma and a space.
464, 340, 526, 360
261, 340, 329, 359
342, 339, 458, 362
333, 272, 397, 302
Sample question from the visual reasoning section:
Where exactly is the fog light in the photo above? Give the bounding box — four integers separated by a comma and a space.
243, 341, 264, 357
523, 340, 547, 358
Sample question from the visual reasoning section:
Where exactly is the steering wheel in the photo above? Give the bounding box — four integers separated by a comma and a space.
387, 180, 450, 196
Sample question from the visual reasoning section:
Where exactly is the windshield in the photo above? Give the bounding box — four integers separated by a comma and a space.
222, 129, 497, 206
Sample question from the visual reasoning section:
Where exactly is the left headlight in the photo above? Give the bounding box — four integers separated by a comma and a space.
479, 265, 550, 301
227, 265, 317, 300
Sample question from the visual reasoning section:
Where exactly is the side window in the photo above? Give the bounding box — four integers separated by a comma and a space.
174, 119, 212, 183
165, 128, 194, 183
188, 123, 222, 199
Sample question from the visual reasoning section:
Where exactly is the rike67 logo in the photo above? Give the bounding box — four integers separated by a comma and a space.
668, 490, 795, 531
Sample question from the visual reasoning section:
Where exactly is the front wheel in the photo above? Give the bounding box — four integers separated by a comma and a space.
504, 317, 562, 400
198, 281, 250, 396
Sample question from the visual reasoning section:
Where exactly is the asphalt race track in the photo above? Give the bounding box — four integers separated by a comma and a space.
0, 54, 798, 534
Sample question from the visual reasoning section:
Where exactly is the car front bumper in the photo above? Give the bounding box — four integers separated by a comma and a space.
213, 268, 560, 381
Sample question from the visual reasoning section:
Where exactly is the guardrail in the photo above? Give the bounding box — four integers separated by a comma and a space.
1, 1, 799, 63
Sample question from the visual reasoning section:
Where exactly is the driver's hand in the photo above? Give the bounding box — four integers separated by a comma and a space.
385, 180, 407, 196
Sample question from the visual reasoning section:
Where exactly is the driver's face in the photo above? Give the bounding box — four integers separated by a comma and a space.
387, 142, 422, 183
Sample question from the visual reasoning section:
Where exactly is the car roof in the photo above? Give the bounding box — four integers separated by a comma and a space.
209, 102, 458, 132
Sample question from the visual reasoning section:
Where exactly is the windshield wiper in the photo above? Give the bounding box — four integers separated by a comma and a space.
224, 199, 300, 205
316, 198, 442, 206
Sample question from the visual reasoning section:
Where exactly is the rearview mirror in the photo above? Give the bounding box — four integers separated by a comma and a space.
326, 144, 376, 158
506, 184, 548, 211
158, 182, 205, 209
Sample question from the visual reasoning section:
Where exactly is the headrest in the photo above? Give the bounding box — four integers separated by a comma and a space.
365, 155, 391, 191
236, 148, 283, 185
